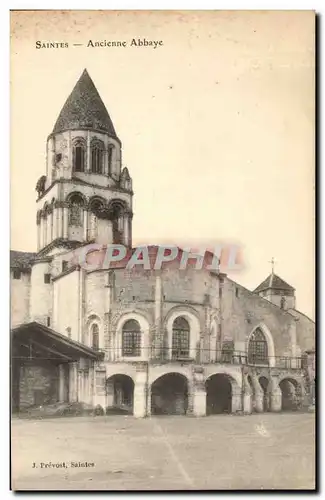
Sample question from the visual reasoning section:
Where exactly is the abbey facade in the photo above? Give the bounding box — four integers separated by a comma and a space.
11, 70, 315, 417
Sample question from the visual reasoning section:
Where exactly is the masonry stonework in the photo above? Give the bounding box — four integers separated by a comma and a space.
11, 70, 315, 417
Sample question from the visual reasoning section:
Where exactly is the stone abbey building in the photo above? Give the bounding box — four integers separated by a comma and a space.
11, 70, 315, 417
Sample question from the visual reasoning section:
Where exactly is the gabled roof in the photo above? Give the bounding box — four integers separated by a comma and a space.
10, 250, 37, 270
12, 321, 103, 362
254, 272, 295, 294
52, 69, 118, 138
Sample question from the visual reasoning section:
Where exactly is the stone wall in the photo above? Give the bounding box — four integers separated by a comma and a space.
19, 363, 59, 409
53, 269, 81, 340
221, 278, 298, 355
11, 271, 31, 327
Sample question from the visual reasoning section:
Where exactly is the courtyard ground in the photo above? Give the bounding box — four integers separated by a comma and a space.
11, 412, 315, 491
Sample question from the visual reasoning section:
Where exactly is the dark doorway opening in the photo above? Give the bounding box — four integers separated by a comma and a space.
151, 373, 188, 415
206, 373, 232, 415
106, 374, 134, 414
279, 378, 299, 411
259, 376, 269, 412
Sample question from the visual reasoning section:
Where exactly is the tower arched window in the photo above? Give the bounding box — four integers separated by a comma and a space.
122, 320, 141, 357
88, 198, 105, 240
68, 194, 84, 226
111, 202, 124, 244
91, 140, 104, 174
72, 140, 85, 172
172, 317, 190, 359
91, 324, 99, 350
248, 328, 268, 365
107, 145, 114, 175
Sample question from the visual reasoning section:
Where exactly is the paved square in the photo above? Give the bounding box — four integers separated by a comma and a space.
11, 413, 315, 490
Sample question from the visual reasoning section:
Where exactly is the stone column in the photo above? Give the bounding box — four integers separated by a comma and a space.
105, 272, 113, 359
124, 214, 129, 246
89, 364, 96, 405
68, 131, 72, 168
103, 150, 108, 176
69, 362, 78, 403
106, 379, 114, 408
57, 207, 63, 238
203, 305, 210, 363
52, 208, 58, 240
192, 368, 206, 416
289, 320, 297, 361
50, 210, 54, 242
269, 377, 282, 412
43, 215, 47, 247
78, 371, 83, 402
83, 210, 88, 240
243, 375, 253, 414
133, 364, 148, 418
59, 364, 66, 401
192, 389, 206, 416
232, 386, 242, 413
63, 206, 69, 239
86, 131, 91, 172
251, 373, 264, 413
154, 274, 162, 359
37, 221, 41, 251
106, 220, 113, 245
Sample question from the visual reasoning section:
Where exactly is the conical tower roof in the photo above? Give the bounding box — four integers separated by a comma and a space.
254, 273, 295, 294
52, 69, 118, 138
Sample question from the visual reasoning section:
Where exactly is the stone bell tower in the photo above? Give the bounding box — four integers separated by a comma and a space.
35, 69, 133, 254
254, 271, 296, 310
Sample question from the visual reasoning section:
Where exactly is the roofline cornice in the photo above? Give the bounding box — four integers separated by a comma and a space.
37, 178, 133, 202
47, 127, 122, 146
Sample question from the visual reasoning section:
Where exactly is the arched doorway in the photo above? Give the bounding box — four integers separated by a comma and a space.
106, 374, 134, 415
259, 376, 269, 411
279, 378, 300, 411
151, 373, 188, 415
206, 374, 232, 415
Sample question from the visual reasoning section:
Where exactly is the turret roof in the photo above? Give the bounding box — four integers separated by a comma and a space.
254, 272, 295, 294
52, 69, 118, 138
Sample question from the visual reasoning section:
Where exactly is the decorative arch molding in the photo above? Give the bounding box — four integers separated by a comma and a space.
164, 307, 201, 360
90, 137, 105, 148
85, 314, 102, 349
246, 322, 275, 367
88, 195, 107, 212
106, 369, 136, 384
149, 367, 191, 386
107, 198, 128, 212
111, 307, 153, 329
205, 369, 242, 392
209, 318, 219, 362
72, 136, 87, 147
115, 311, 150, 362
66, 191, 88, 208
277, 374, 305, 391
164, 304, 201, 322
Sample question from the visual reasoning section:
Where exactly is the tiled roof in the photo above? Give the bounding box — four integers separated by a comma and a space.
254, 273, 295, 293
10, 250, 37, 270
52, 69, 118, 138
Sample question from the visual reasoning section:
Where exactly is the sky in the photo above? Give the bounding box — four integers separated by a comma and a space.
10, 10, 315, 318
